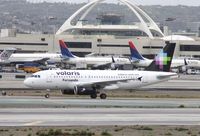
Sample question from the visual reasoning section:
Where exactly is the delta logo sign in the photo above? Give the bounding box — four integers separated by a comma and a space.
155, 51, 171, 70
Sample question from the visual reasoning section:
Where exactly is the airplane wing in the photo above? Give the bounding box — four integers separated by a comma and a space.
33, 57, 50, 65
85, 53, 97, 57
92, 62, 112, 69
171, 58, 187, 68
92, 56, 117, 69
77, 77, 142, 89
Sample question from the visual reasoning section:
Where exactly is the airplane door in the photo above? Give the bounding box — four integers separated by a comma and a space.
46, 74, 53, 83
141, 75, 148, 84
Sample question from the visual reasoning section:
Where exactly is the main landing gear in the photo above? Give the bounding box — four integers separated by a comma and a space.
90, 93, 107, 99
45, 93, 50, 98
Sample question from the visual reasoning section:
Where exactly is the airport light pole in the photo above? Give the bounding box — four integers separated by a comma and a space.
49, 16, 57, 52
96, 17, 102, 55
53, 25, 56, 52
165, 17, 176, 35
166, 18, 176, 42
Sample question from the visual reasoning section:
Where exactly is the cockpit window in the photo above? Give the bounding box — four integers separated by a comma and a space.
31, 75, 41, 78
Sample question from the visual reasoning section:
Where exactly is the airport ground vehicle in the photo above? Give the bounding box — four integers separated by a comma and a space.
17, 63, 42, 73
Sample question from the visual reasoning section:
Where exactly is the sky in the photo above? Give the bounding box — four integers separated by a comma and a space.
27, 0, 200, 6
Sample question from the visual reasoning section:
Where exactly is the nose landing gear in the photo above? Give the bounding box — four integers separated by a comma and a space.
2, 91, 6, 96
90, 91, 107, 99
45, 93, 50, 98
45, 89, 50, 98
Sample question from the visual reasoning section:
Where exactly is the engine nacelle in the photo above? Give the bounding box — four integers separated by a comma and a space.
110, 63, 116, 70
61, 87, 95, 95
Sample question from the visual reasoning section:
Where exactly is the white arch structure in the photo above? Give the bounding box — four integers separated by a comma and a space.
56, 0, 164, 38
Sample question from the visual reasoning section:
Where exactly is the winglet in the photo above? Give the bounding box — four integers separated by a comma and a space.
145, 42, 176, 72
59, 40, 76, 58
111, 56, 115, 63
129, 41, 145, 60
184, 58, 188, 65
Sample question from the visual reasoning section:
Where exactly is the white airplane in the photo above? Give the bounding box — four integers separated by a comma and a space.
129, 41, 190, 68
8, 53, 62, 64
24, 42, 178, 99
0, 48, 16, 64
184, 58, 200, 69
59, 40, 130, 69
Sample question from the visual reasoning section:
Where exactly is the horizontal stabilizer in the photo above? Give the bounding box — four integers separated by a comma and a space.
157, 73, 178, 80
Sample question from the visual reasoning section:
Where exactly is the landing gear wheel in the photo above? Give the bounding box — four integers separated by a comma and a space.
45, 93, 50, 98
90, 93, 97, 99
100, 93, 107, 99
2, 91, 6, 96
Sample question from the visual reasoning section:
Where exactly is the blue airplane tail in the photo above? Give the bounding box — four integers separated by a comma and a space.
59, 40, 75, 58
128, 41, 145, 60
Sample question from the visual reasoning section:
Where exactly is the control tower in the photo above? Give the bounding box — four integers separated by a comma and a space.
56, 0, 164, 39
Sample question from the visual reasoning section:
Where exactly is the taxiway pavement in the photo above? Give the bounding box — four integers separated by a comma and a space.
0, 108, 200, 126
0, 96, 200, 108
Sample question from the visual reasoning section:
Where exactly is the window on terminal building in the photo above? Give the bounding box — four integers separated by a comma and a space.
193, 55, 200, 58
143, 46, 163, 49
72, 52, 91, 57
65, 42, 91, 48
180, 45, 200, 51
97, 44, 129, 47
0, 42, 48, 46
15, 75, 26, 79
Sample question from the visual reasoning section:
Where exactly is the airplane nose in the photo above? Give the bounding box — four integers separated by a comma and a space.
24, 78, 32, 87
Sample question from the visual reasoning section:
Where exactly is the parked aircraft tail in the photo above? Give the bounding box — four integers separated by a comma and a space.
145, 42, 176, 72
0, 48, 16, 61
59, 40, 76, 58
129, 41, 145, 60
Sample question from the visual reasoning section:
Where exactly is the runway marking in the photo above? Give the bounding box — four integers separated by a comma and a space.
24, 121, 43, 126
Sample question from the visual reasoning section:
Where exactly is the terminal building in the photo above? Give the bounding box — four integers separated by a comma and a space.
0, 0, 200, 58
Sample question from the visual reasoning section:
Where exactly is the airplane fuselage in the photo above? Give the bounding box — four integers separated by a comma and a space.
65, 57, 130, 66
132, 58, 196, 68
24, 69, 177, 91
185, 59, 200, 68
9, 53, 62, 63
